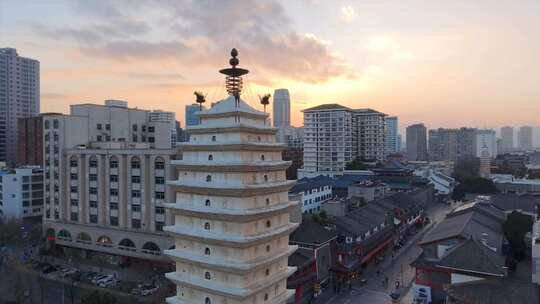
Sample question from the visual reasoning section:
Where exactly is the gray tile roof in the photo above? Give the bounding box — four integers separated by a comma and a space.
447, 278, 540, 304
289, 220, 337, 245
438, 238, 506, 276
290, 175, 334, 194
490, 194, 540, 214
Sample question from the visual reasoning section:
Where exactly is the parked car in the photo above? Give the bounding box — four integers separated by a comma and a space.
60, 268, 79, 278
140, 284, 159, 296
42, 265, 58, 274
91, 274, 108, 284
96, 276, 116, 288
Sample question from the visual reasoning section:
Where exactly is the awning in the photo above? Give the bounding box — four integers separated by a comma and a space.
361, 236, 394, 264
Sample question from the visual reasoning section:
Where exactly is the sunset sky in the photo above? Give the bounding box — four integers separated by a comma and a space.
1, 0, 539, 134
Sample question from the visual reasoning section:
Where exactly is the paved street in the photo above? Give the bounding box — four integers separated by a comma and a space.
314, 202, 452, 304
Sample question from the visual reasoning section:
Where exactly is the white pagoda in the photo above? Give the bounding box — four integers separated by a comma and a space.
164, 49, 298, 304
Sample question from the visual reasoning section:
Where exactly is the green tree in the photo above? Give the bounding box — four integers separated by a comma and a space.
503, 211, 534, 261
345, 158, 369, 170
451, 177, 497, 200
0, 218, 22, 246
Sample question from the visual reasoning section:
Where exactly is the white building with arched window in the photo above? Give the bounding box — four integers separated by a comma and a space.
41, 100, 176, 262
165, 92, 299, 302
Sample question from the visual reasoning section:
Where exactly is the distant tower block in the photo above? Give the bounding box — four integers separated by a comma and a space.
273, 89, 291, 128
164, 49, 298, 304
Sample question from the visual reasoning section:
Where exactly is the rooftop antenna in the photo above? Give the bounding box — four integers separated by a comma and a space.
219, 48, 249, 107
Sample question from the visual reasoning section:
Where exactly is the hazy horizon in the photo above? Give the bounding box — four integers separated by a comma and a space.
2, 0, 540, 133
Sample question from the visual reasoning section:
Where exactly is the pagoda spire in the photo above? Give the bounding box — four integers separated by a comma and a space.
219, 48, 249, 107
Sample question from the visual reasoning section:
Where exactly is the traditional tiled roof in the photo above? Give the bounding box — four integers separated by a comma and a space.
198, 95, 267, 117
447, 278, 540, 304
289, 220, 337, 245
288, 248, 314, 269
437, 238, 505, 276
290, 175, 334, 194
490, 194, 540, 214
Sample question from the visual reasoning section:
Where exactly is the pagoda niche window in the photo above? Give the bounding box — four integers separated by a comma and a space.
208, 155, 213, 161
266, 198, 270, 206
264, 175, 268, 182
260, 154, 265, 161
266, 220, 271, 228
205, 297, 211, 304
211, 136, 216, 142
205, 272, 211, 280
204, 222, 211, 230
205, 199, 211, 207
266, 245, 271, 252
205, 247, 211, 255
206, 175, 212, 182
265, 268, 270, 276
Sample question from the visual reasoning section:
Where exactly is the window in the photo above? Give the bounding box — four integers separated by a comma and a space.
70, 158, 78, 167
110, 189, 118, 196
264, 175, 268, 182
132, 219, 141, 229
132, 124, 137, 132
90, 201, 98, 208
204, 272, 211, 280
131, 157, 140, 169
148, 126, 155, 133
71, 199, 78, 206
131, 175, 141, 183
205, 298, 211, 304
155, 192, 165, 199
208, 155, 213, 161
110, 202, 118, 210
105, 124, 110, 130
90, 215, 98, 224
266, 220, 271, 228
89, 158, 98, 168
110, 175, 118, 182
211, 136, 216, 142
257, 136, 261, 142
53, 120, 59, 129
44, 120, 50, 129
71, 212, 78, 221
132, 205, 141, 212
265, 269, 270, 276
155, 222, 164, 231
89, 174, 97, 181
205, 248, 211, 255
155, 158, 165, 169
155, 207, 165, 214
89, 187, 98, 195
264, 294, 268, 301
109, 158, 118, 168
204, 222, 211, 230
261, 155, 265, 161
142, 125, 146, 132
132, 135, 138, 142
266, 245, 270, 252
70, 173, 78, 180
205, 199, 211, 207
70, 186, 78, 193
206, 175, 212, 182
97, 123, 102, 130
132, 190, 141, 198
105, 135, 111, 141
266, 198, 270, 206
97, 135, 102, 142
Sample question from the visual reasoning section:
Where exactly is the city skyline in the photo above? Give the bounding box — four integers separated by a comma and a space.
2, 1, 540, 130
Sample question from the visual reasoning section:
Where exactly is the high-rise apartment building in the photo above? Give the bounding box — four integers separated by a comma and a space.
0, 48, 40, 166
385, 116, 399, 155
273, 88, 291, 128
17, 115, 43, 166
355, 109, 387, 162
42, 101, 175, 261
406, 124, 428, 161
476, 129, 497, 158
500, 126, 514, 152
185, 103, 206, 127
0, 166, 44, 219
518, 126, 534, 151
300, 104, 356, 177
300, 104, 388, 177
428, 128, 477, 162
149, 109, 177, 147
